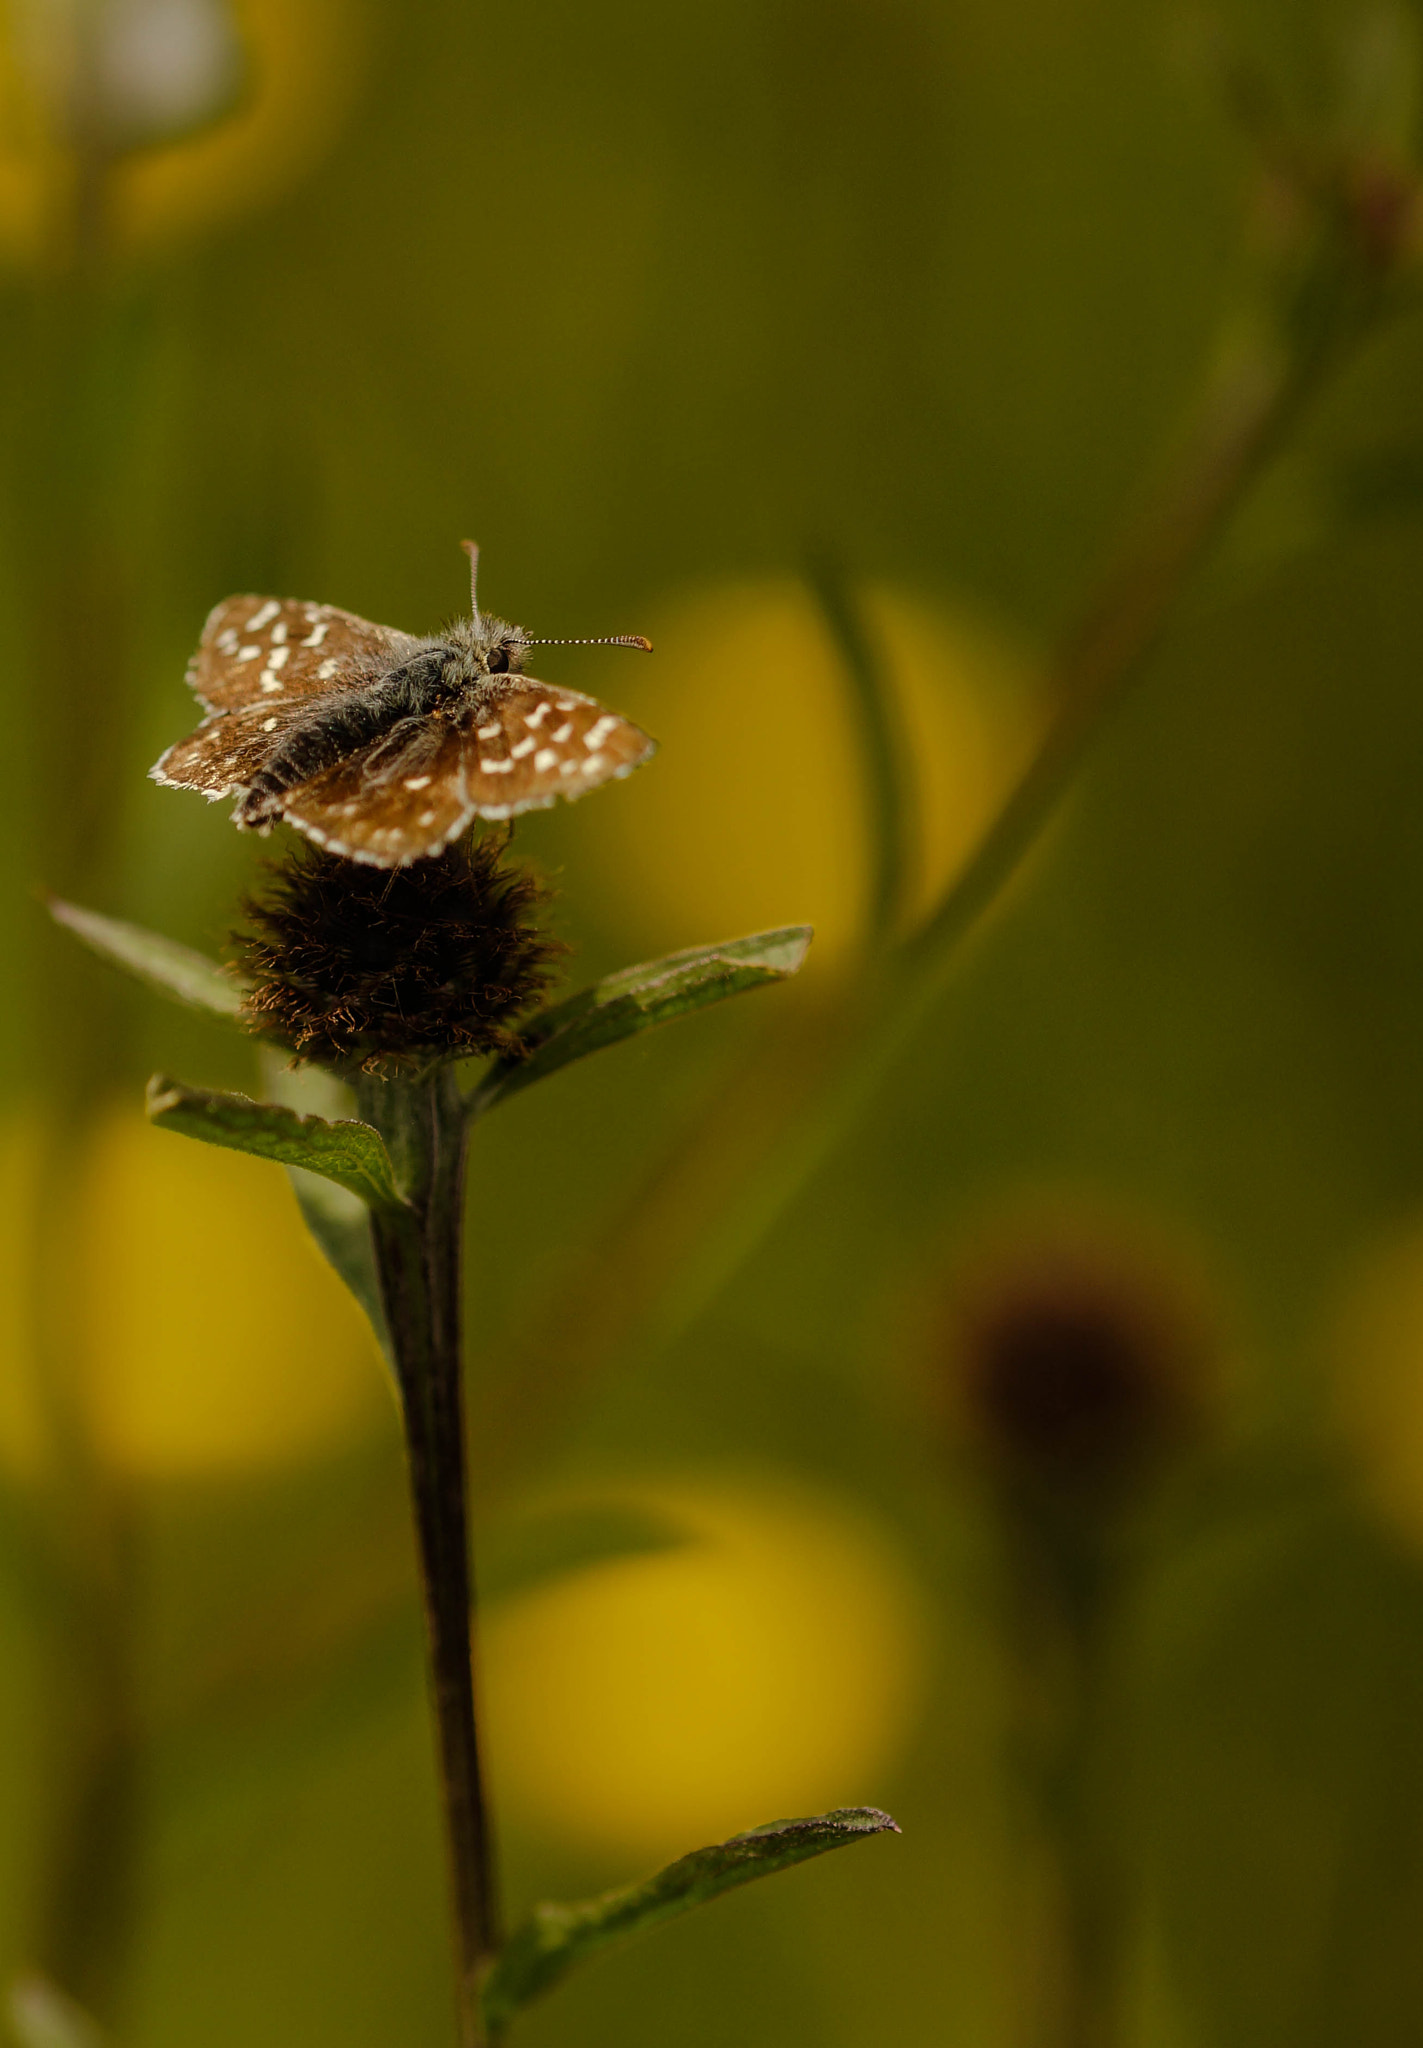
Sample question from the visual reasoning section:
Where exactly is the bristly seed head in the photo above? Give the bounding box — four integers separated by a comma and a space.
932, 1219, 1215, 1509
232, 834, 565, 1074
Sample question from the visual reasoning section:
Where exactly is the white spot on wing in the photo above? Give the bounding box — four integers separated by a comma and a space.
404, 776, 432, 790
482, 758, 513, 775
262, 716, 278, 732
302, 622, 330, 647
524, 703, 551, 728
551, 722, 574, 744
477, 723, 502, 740
271, 621, 288, 645
246, 601, 281, 632
585, 716, 617, 749
534, 747, 558, 772
259, 673, 282, 693
317, 658, 340, 680
236, 645, 260, 662
510, 737, 535, 759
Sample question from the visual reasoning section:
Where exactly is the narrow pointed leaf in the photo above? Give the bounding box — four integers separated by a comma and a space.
145, 1076, 408, 1213
481, 1806, 898, 2037
471, 927, 814, 1114
47, 897, 246, 1019
259, 1056, 393, 1365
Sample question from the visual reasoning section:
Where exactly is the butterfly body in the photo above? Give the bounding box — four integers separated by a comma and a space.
232, 615, 528, 830
152, 582, 655, 867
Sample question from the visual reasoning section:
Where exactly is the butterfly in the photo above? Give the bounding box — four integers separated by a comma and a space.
150, 541, 656, 867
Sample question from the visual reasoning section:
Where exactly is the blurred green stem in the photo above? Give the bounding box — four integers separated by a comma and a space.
902, 321, 1339, 979
14, 193, 154, 2027
356, 1068, 498, 2048
1002, 1495, 1123, 2048
651, 170, 1412, 1348
482, 214, 1404, 1476
807, 549, 918, 950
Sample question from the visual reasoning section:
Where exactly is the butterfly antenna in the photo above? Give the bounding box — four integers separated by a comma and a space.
521, 634, 653, 652
460, 539, 481, 627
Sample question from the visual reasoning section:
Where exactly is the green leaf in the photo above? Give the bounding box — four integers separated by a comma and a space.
46, 897, 246, 1019
471, 927, 814, 1114
481, 1806, 898, 2037
145, 1076, 409, 1213
257, 1055, 393, 1366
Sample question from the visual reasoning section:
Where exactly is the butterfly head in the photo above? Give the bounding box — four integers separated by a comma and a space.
444, 612, 532, 678
454, 541, 652, 677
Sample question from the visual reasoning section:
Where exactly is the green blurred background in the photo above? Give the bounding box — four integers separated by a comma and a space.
7, 0, 1423, 2043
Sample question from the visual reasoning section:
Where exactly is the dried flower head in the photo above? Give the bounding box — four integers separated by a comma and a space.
934, 1219, 1214, 1504
232, 833, 564, 1073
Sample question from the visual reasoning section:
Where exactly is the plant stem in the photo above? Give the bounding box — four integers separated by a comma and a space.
1002, 1495, 1122, 2048
357, 1067, 497, 2048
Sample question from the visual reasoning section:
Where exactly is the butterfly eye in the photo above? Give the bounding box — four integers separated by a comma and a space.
486, 647, 510, 674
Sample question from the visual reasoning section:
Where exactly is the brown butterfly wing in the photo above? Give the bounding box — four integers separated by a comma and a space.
188, 596, 420, 714
150, 699, 318, 799
462, 680, 656, 819
280, 718, 476, 866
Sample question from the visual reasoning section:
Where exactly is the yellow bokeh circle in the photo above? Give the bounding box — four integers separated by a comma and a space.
0, 1106, 385, 1478
1330, 1216, 1423, 1547
0, 1114, 44, 1471
482, 1476, 928, 1863
586, 578, 1039, 972
76, 1107, 385, 1474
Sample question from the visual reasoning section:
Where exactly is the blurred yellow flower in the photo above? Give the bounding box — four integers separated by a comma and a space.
0, 1114, 44, 1471
1331, 1216, 1423, 1546
0, 0, 366, 265
584, 578, 1039, 974
44, 1104, 385, 1476
482, 1475, 928, 1863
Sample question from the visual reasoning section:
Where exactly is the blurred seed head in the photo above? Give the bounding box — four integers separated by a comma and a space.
232, 834, 564, 1075
1179, 3, 1423, 293
13, 0, 243, 151
1337, 149, 1423, 274
934, 1216, 1214, 1506
0, 0, 366, 265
